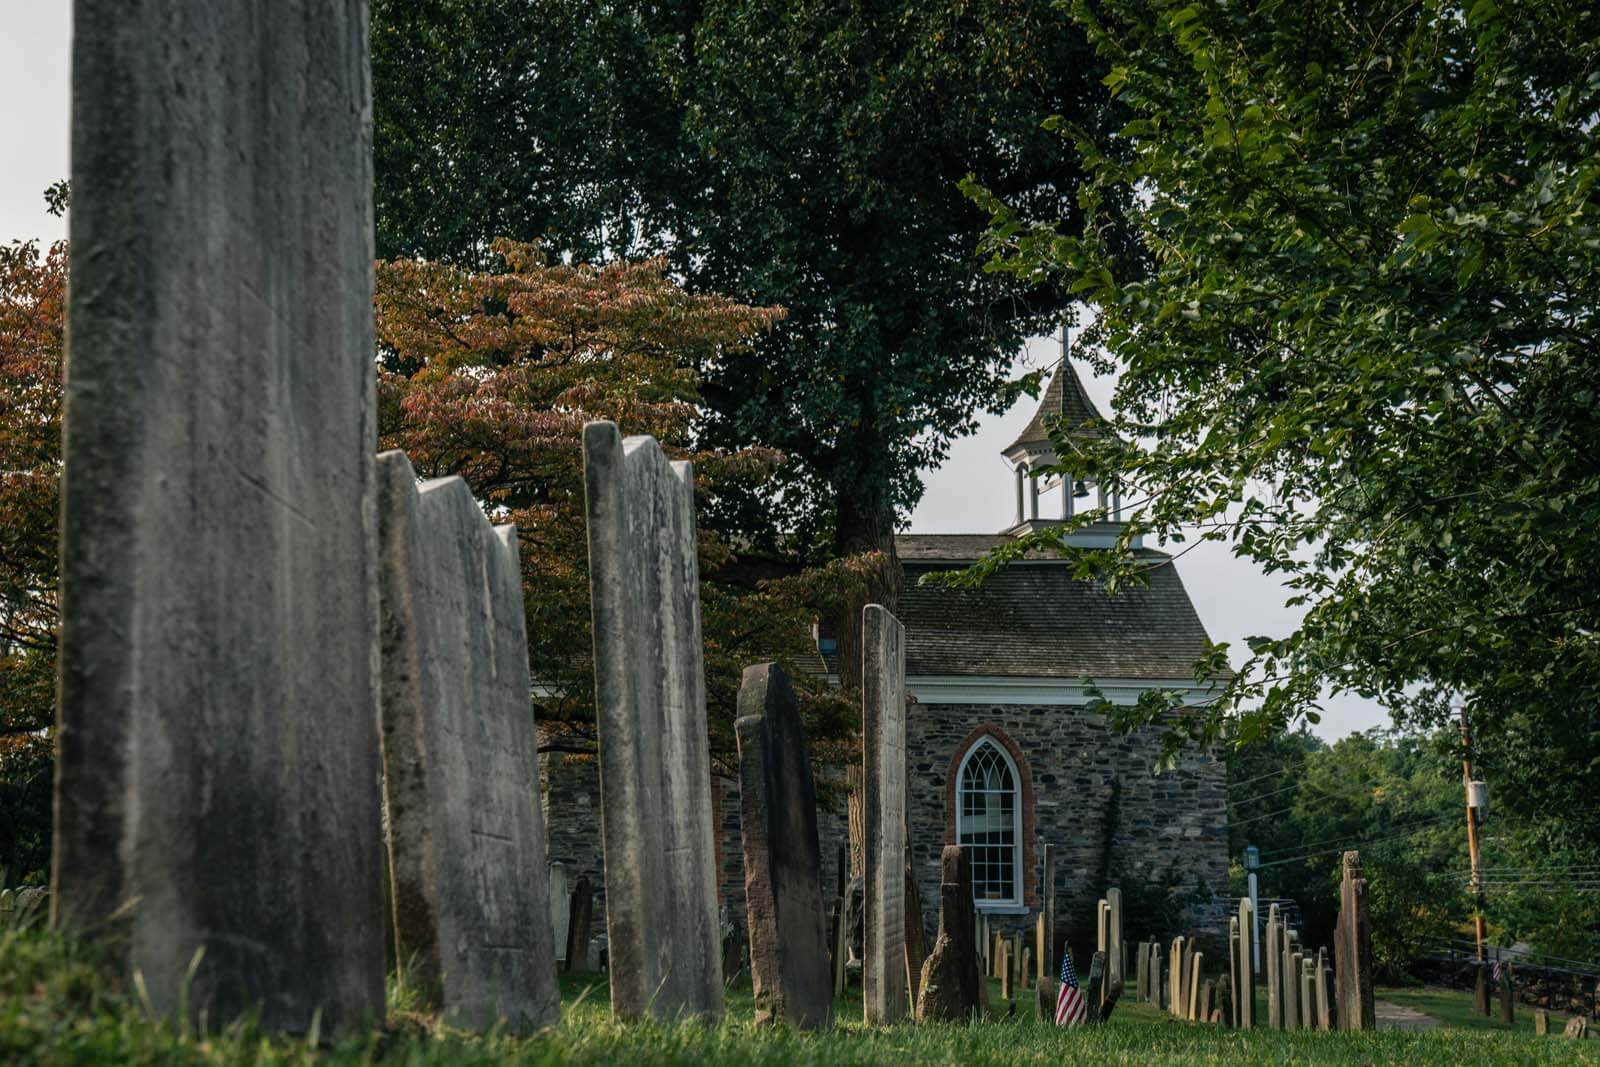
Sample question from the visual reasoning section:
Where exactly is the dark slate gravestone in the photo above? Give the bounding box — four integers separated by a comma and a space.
583, 423, 723, 1022
1333, 851, 1376, 1030
735, 663, 832, 1029
377, 454, 559, 1033
53, 0, 384, 1033
1474, 962, 1490, 1015
916, 845, 981, 1022
565, 877, 595, 974
1085, 951, 1106, 1023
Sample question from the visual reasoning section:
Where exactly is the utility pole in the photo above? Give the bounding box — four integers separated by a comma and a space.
1459, 700, 1487, 961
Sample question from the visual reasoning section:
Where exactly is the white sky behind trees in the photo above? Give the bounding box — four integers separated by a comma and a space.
1, 3, 1388, 739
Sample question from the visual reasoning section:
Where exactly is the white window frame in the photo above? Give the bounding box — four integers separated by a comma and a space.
955, 737, 1024, 911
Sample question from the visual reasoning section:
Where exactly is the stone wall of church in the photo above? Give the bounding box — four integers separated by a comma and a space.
906, 700, 1229, 958
541, 702, 1227, 962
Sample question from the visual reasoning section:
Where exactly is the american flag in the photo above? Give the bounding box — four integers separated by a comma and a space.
1055, 945, 1088, 1026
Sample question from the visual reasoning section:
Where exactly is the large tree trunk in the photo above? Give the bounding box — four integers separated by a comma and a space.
829, 474, 900, 692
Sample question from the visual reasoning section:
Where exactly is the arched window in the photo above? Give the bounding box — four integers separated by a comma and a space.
956, 737, 1022, 908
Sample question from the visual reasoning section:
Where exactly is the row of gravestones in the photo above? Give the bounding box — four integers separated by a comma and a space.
1129, 852, 1375, 1031
1473, 960, 1592, 1038
47, 0, 926, 1036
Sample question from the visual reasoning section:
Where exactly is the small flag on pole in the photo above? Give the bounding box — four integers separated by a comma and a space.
1056, 944, 1088, 1026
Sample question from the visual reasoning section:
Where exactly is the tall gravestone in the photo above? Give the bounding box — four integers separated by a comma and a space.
1265, 906, 1282, 1029
53, 0, 384, 1032
377, 454, 558, 1032
735, 663, 832, 1029
1333, 851, 1375, 1030
565, 877, 595, 974
549, 862, 571, 966
862, 604, 908, 1024
582, 423, 723, 1021
1106, 888, 1124, 993
1498, 963, 1515, 1025
1039, 844, 1057, 983
1238, 898, 1255, 1027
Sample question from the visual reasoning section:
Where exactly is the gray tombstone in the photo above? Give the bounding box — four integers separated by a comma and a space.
1498, 962, 1516, 1025
1106, 888, 1124, 993
1283, 944, 1300, 1031
549, 862, 571, 966
1333, 852, 1375, 1030
735, 663, 832, 1029
1265, 907, 1282, 1029
861, 604, 908, 1025
377, 454, 559, 1033
582, 423, 723, 1022
1040, 845, 1057, 984
1474, 962, 1490, 1015
1137, 940, 1150, 1003
53, 0, 384, 1033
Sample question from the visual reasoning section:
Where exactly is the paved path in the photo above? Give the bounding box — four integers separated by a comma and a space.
1375, 998, 1441, 1032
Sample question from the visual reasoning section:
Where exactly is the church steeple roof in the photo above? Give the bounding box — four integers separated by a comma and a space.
1003, 359, 1111, 457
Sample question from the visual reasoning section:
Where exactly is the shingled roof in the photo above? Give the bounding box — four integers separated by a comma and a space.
1003, 359, 1113, 455
892, 534, 1214, 679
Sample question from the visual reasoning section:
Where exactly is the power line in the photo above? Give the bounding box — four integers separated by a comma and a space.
1259, 812, 1457, 859
1257, 816, 1459, 869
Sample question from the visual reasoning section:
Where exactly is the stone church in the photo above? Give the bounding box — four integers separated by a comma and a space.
543, 360, 1229, 950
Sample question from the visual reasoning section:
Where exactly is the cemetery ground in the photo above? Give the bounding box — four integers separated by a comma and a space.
2, 929, 1593, 1066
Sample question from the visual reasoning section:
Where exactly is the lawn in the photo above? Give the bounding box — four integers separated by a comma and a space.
1, 930, 1593, 1066
1376, 984, 1576, 1036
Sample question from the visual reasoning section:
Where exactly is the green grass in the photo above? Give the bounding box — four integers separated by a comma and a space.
1, 929, 1594, 1065
1376, 984, 1575, 1036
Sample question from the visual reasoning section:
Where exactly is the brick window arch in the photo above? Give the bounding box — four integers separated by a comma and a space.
945, 725, 1038, 909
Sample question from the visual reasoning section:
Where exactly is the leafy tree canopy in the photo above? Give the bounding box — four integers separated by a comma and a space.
0, 238, 64, 882
372, 0, 1126, 564
960, 0, 1600, 837
375, 240, 857, 770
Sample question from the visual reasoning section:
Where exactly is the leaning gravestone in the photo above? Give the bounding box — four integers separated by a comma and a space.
1333, 851, 1375, 1030
565, 877, 595, 975
582, 423, 723, 1021
53, 0, 384, 1032
377, 453, 559, 1033
862, 604, 908, 1025
735, 663, 832, 1029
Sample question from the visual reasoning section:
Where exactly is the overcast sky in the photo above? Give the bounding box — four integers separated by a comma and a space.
2, 5, 1389, 740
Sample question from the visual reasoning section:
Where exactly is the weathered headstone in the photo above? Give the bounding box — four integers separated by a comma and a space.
1498, 962, 1515, 1026
1037, 976, 1059, 1022
831, 896, 849, 997
1150, 945, 1163, 1007
1535, 1008, 1549, 1035
1188, 952, 1204, 1021
1265, 906, 1282, 1029
1201, 979, 1215, 1024
1316, 949, 1332, 1030
378, 454, 558, 1033
1283, 943, 1300, 1031
53, 0, 384, 1033
862, 603, 908, 1025
565, 877, 595, 974
1474, 962, 1491, 1016
1564, 1015, 1587, 1039
1106, 888, 1123, 993
1000, 941, 1013, 1002
1228, 919, 1241, 1027
1333, 851, 1375, 1030
1137, 940, 1150, 1003
735, 663, 831, 1029
582, 422, 723, 1021
1218, 975, 1234, 1029
549, 862, 571, 966
1169, 937, 1185, 1016
1182, 938, 1197, 1018
1085, 951, 1106, 1022
722, 915, 747, 983
1021, 946, 1032, 990
1238, 899, 1256, 1028
904, 866, 929, 1011
1040, 844, 1057, 984
1300, 958, 1315, 1029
